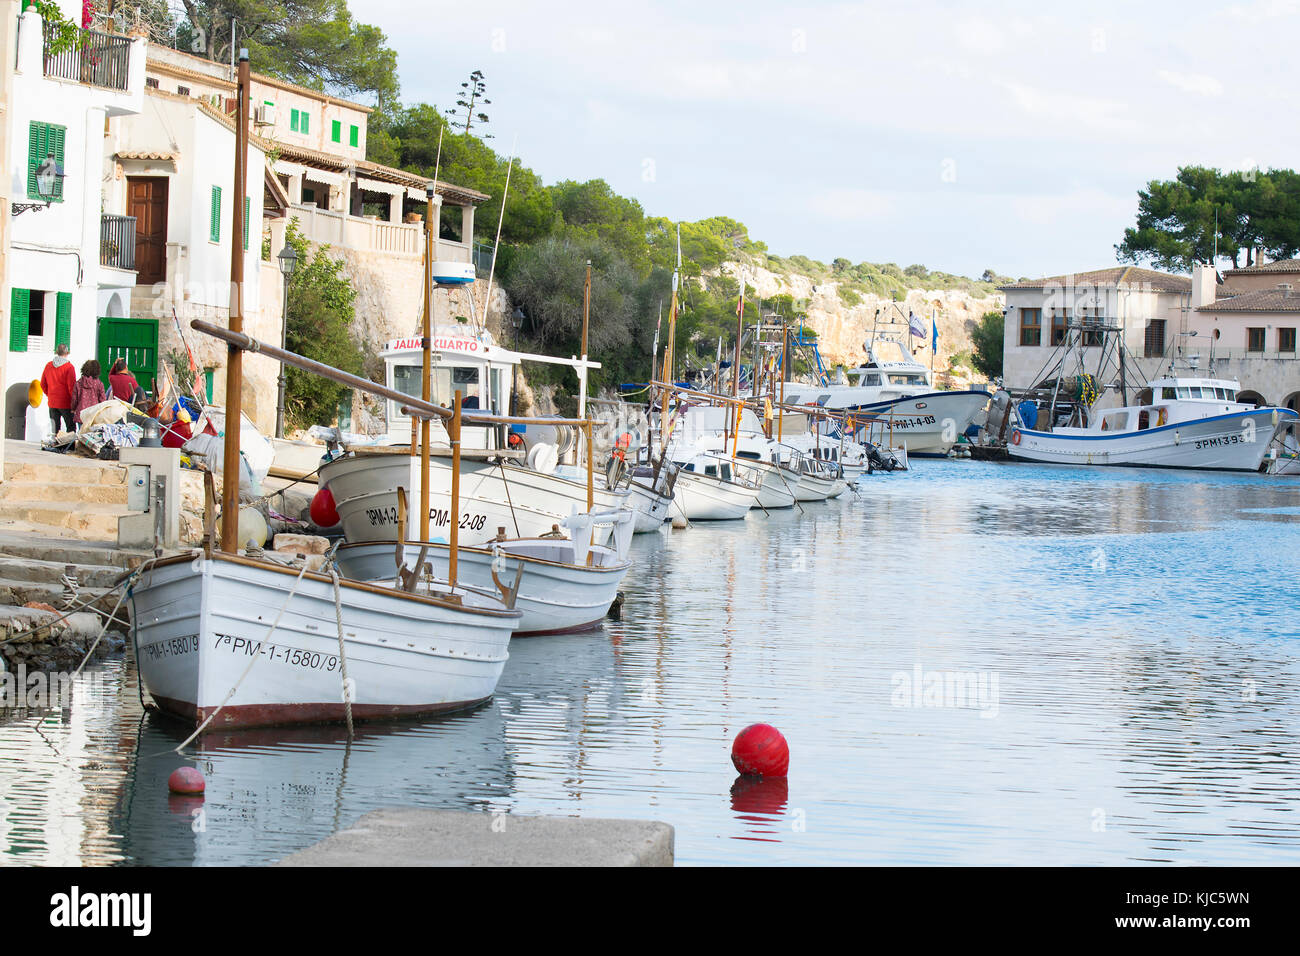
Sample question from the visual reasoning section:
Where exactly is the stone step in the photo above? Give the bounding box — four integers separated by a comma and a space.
0, 555, 128, 589
0, 576, 125, 620
0, 532, 151, 568
0, 501, 124, 540
3, 459, 126, 487
0, 480, 129, 505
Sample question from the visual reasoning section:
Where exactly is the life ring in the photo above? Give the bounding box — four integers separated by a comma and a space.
1010, 429, 1022, 446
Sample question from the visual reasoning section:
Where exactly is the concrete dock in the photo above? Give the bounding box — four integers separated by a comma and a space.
275, 808, 675, 867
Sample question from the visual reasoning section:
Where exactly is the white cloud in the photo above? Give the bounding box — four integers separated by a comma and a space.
806, 189, 897, 222
1157, 69, 1224, 97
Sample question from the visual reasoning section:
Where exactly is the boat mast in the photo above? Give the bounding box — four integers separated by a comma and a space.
220, 50, 250, 553
420, 184, 435, 542
580, 259, 590, 467
658, 228, 680, 452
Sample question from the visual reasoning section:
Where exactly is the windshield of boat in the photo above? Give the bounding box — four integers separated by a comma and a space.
888, 373, 929, 386
390, 364, 487, 419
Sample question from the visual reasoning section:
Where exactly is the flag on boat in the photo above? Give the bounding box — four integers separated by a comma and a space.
932, 317, 939, 351
908, 311, 926, 338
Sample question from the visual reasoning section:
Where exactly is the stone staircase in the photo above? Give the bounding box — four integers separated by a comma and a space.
0, 450, 131, 540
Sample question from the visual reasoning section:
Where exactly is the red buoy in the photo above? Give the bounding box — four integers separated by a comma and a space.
310, 487, 340, 527
168, 766, 206, 795
731, 723, 789, 777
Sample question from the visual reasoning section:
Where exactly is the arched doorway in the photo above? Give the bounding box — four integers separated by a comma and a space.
1135, 387, 1152, 406
1237, 389, 1267, 407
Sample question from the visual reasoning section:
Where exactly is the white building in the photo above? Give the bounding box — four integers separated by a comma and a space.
3, 1, 145, 440
999, 267, 1192, 396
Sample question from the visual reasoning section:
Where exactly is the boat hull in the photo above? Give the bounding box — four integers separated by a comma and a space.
1007, 408, 1295, 471
843, 390, 992, 457
320, 452, 629, 545
671, 471, 753, 520
626, 478, 673, 530
732, 460, 797, 510
132, 554, 518, 731
338, 540, 631, 636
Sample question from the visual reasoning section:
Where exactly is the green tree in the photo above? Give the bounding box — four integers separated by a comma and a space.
446, 69, 492, 138
175, 1, 399, 115
281, 220, 364, 429
970, 310, 1004, 379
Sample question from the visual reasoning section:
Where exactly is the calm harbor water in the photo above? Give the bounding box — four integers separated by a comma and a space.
2, 461, 1298, 865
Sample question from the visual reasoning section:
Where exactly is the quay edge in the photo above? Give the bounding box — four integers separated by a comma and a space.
274, 808, 675, 867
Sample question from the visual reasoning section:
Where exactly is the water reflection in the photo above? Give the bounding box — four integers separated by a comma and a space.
2, 461, 1299, 865
730, 775, 789, 843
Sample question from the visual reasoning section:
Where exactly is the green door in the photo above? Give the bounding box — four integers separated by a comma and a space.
96, 317, 159, 395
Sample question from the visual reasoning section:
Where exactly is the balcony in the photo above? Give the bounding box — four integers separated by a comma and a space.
100, 214, 136, 271
289, 203, 471, 262
43, 25, 132, 92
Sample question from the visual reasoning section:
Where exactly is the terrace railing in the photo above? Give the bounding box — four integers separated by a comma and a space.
43, 25, 132, 91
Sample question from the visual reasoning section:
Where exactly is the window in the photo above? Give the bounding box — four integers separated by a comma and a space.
177, 85, 190, 97
145, 77, 159, 89
27, 121, 66, 202
331, 120, 341, 143
1144, 319, 1166, 358
1019, 307, 1042, 347
290, 108, 300, 132
210, 186, 222, 242
1280, 328, 1296, 353
7, 290, 69, 353
27, 291, 45, 339
349, 124, 359, 148
1247, 327, 1265, 352
1051, 310, 1068, 346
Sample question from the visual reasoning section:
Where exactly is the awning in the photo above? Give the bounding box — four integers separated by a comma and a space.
356, 176, 405, 198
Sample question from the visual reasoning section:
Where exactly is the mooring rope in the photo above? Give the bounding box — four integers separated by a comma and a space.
171, 559, 311, 755
327, 566, 355, 739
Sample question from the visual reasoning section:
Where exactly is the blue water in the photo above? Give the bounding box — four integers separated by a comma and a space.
2, 461, 1298, 865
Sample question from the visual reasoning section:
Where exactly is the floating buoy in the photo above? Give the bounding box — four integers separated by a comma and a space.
168, 766, 206, 794
670, 515, 688, 530
731, 723, 789, 778
310, 487, 340, 527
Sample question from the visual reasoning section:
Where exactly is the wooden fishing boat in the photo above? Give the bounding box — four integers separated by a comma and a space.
131, 57, 520, 733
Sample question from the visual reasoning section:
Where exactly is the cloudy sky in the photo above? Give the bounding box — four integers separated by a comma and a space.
363, 0, 1298, 280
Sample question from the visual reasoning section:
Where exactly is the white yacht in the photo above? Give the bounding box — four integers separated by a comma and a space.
1008, 375, 1298, 471
783, 331, 990, 457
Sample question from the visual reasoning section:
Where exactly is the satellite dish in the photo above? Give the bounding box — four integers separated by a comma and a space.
526, 442, 558, 475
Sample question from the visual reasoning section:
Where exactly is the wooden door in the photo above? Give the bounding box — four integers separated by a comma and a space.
127, 176, 169, 285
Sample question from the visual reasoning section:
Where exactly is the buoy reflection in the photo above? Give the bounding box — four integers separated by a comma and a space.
729, 774, 788, 843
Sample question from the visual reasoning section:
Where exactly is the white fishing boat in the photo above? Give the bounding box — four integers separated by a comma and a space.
670, 453, 757, 520
1265, 430, 1300, 475
132, 552, 518, 728
621, 461, 678, 530
336, 511, 634, 636
130, 58, 520, 733
782, 328, 990, 457
1008, 375, 1297, 471
321, 447, 628, 545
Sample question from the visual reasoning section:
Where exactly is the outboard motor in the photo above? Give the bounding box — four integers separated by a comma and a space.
864, 441, 898, 473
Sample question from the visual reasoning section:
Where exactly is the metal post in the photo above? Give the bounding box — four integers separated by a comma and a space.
275, 269, 289, 439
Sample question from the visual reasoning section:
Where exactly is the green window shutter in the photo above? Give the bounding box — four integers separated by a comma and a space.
9, 289, 29, 353
290, 108, 299, 132
27, 122, 67, 201
204, 368, 214, 403
349, 125, 359, 148
243, 196, 250, 250
210, 186, 222, 242
331, 119, 341, 143
55, 292, 72, 349
301, 111, 309, 134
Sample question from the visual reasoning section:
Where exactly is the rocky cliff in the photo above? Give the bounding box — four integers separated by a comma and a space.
715, 261, 1004, 387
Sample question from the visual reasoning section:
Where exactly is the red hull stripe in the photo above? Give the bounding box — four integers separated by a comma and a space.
151, 693, 488, 731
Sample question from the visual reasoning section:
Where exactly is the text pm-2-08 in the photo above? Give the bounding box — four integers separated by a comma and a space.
364, 507, 488, 531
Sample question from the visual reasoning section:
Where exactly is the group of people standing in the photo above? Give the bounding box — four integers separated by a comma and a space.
40, 346, 148, 435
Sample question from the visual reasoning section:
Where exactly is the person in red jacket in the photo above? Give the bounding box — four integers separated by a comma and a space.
108, 357, 144, 405
72, 359, 107, 426
40, 344, 77, 434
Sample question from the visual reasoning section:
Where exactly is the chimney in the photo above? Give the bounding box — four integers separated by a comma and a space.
1192, 262, 1216, 309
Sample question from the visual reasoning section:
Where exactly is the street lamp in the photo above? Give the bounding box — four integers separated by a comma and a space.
275, 243, 299, 438
509, 307, 525, 415
11, 154, 66, 217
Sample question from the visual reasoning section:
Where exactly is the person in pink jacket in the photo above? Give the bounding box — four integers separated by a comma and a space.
72, 360, 107, 426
